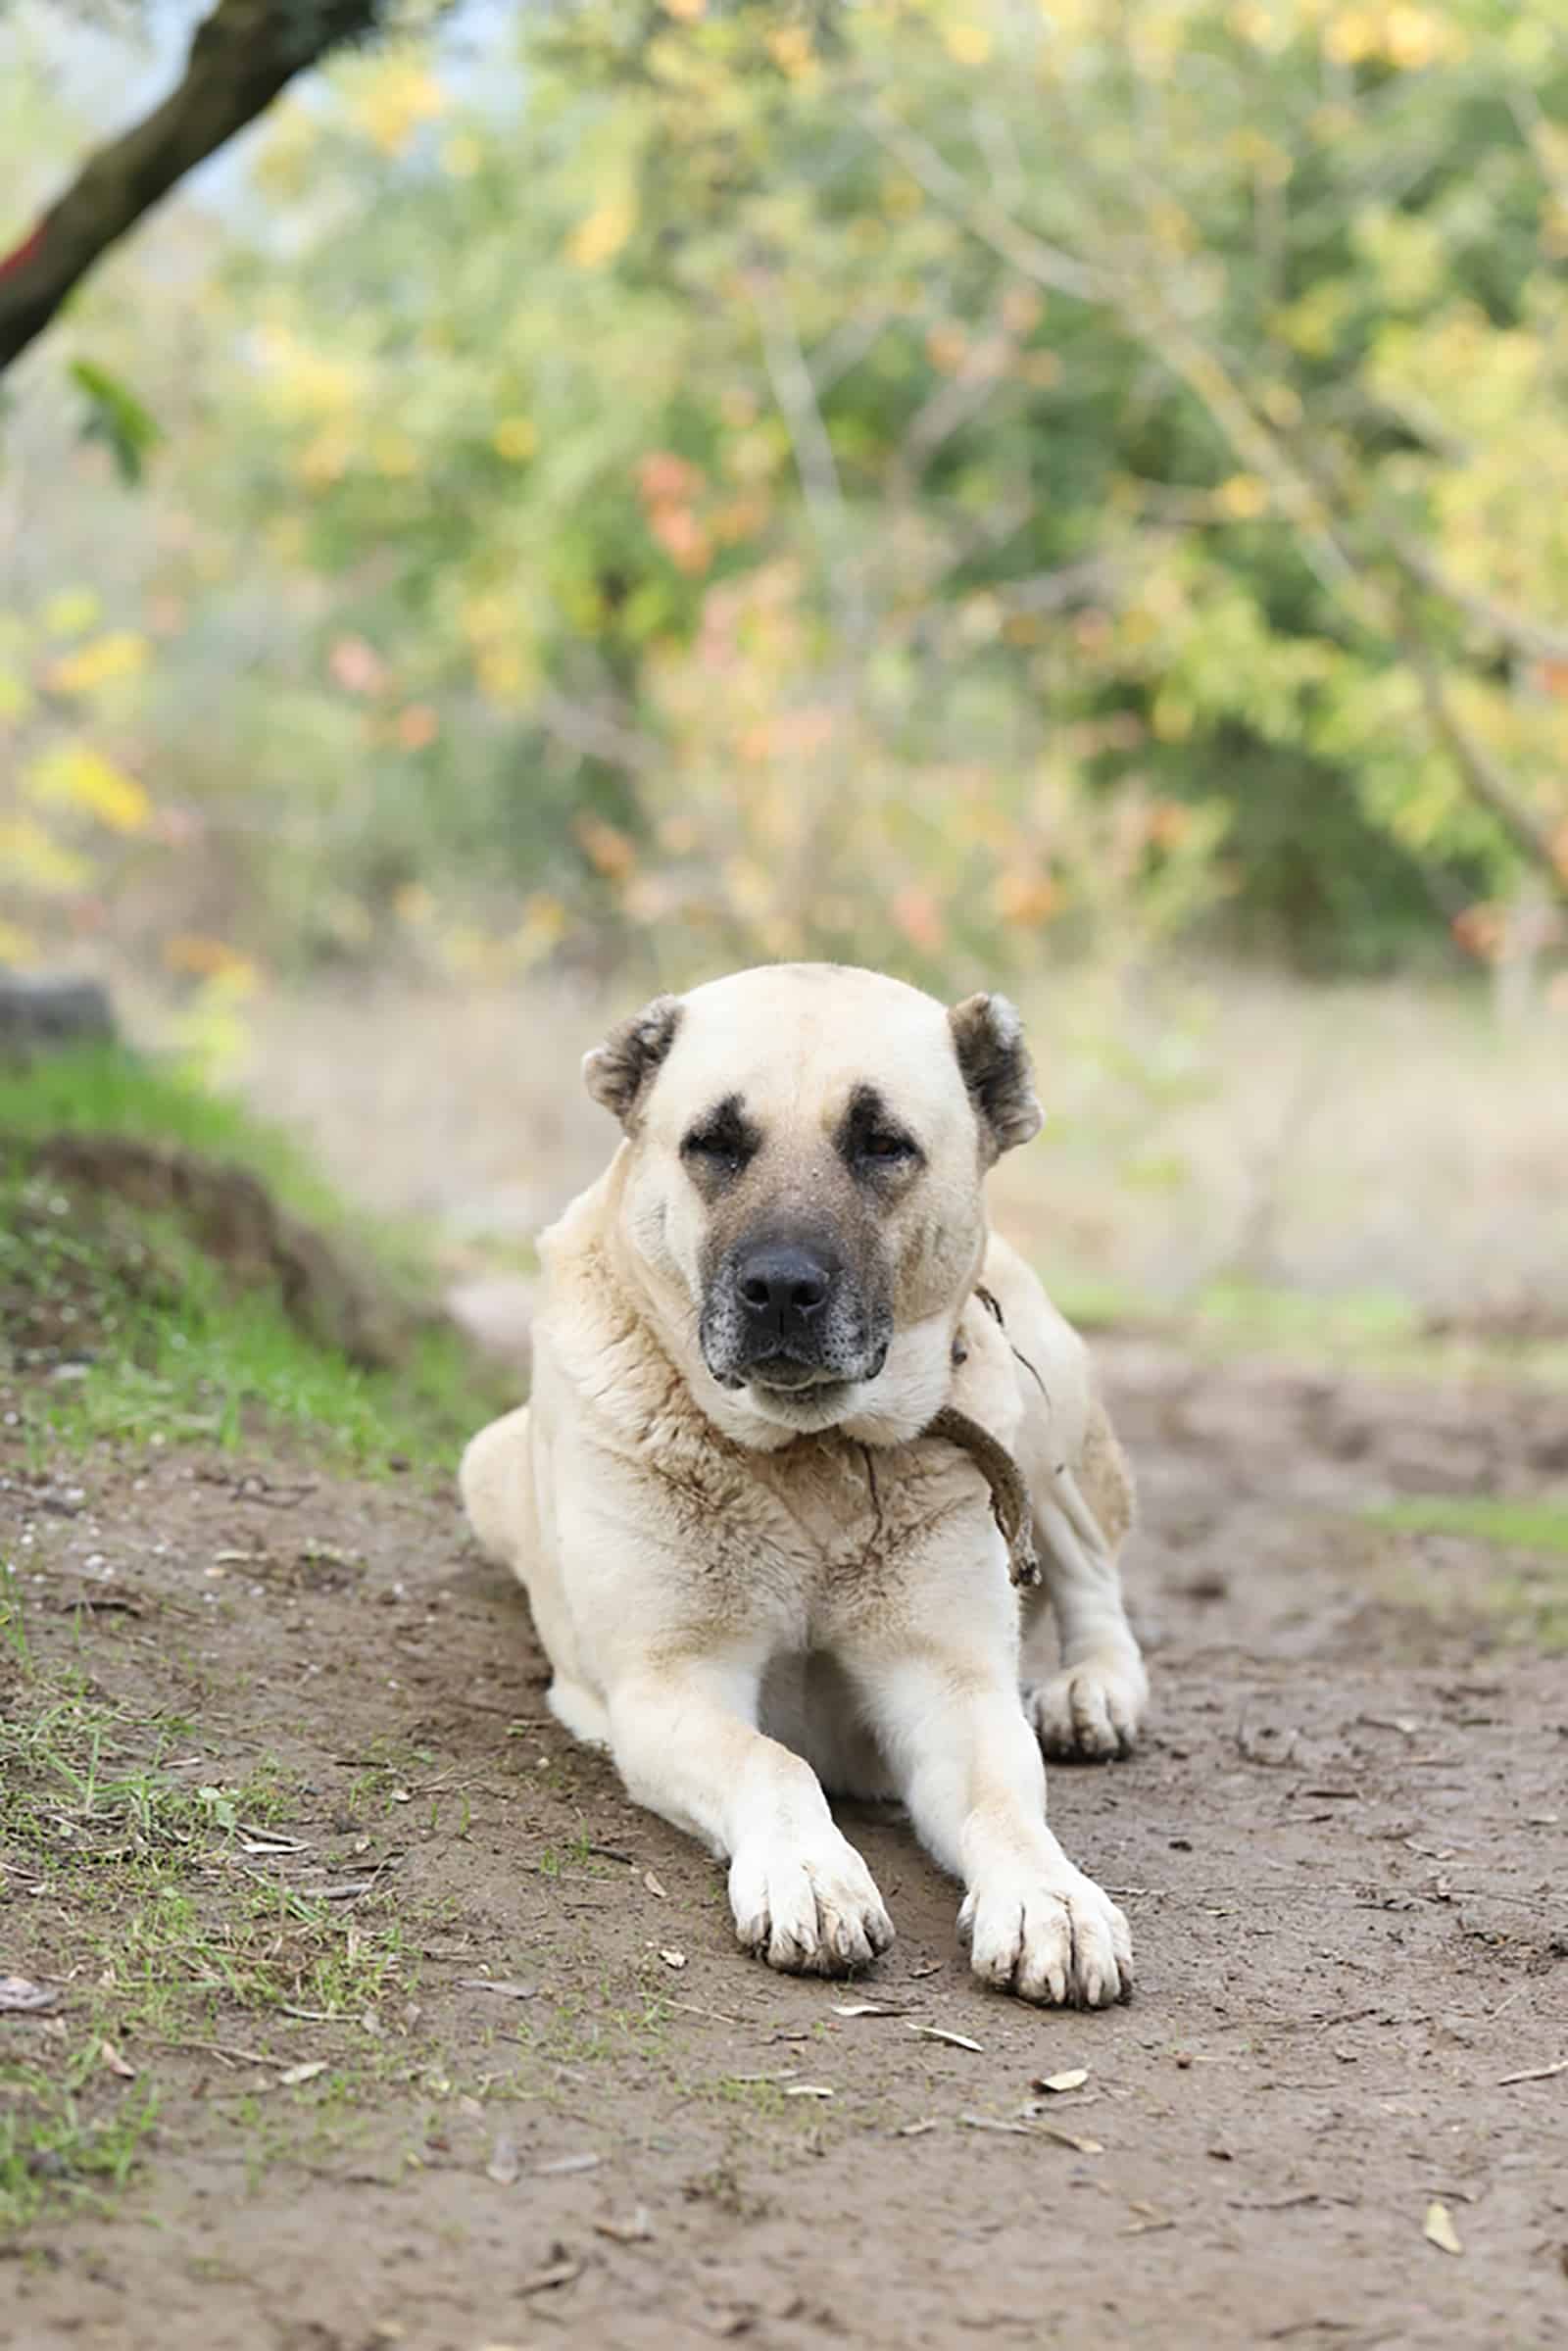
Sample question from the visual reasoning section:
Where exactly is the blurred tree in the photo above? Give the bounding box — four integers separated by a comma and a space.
4, 0, 1567, 990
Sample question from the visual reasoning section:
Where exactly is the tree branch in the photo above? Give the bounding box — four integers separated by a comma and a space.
0, 0, 381, 376
1405, 639, 1566, 894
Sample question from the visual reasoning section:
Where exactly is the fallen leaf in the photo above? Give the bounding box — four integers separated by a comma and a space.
1034, 2068, 1089, 2093
535, 2152, 602, 2176
893, 2117, 939, 2136
644, 1871, 668, 1898
908, 2024, 983, 2052
781, 2082, 834, 2098
832, 2000, 906, 2018
277, 2060, 327, 2086
594, 2206, 655, 2243
659, 1948, 687, 1971
486, 2132, 520, 2186
1495, 2059, 1567, 2086
1038, 2124, 1103, 2154
520, 2257, 581, 2295
702, 2306, 757, 2339
99, 2039, 136, 2079
0, 1976, 56, 2013
1424, 2201, 1462, 2256
457, 1978, 537, 2001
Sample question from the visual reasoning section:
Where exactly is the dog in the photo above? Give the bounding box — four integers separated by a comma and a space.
461, 964, 1148, 2006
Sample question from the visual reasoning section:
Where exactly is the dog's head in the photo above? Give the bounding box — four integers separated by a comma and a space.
583, 964, 1041, 1446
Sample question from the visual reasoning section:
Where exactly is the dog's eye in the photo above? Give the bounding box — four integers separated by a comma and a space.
682, 1128, 748, 1170
860, 1131, 916, 1165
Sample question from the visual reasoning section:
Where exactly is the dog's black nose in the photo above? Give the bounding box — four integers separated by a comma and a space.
736, 1242, 832, 1337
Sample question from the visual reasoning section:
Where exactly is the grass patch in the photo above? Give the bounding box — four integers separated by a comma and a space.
0, 1047, 352, 1237
0, 1045, 508, 1472
1048, 1271, 1568, 1386
1364, 1495, 1568, 1555
0, 2041, 160, 2235
1364, 1494, 1568, 1652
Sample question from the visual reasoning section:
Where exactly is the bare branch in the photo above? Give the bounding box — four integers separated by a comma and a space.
534, 691, 658, 776
1406, 642, 1566, 893
863, 100, 1106, 306
808, 302, 897, 398
1382, 526, 1568, 665
0, 0, 380, 375
996, 551, 1130, 613
890, 332, 1018, 496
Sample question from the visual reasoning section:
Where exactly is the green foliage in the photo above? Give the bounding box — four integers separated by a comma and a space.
3, 0, 1568, 983
68, 359, 161, 485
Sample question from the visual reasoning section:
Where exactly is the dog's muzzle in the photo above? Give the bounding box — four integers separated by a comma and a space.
700, 1236, 890, 1395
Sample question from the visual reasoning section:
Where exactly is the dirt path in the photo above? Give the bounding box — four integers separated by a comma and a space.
4, 1343, 1566, 2350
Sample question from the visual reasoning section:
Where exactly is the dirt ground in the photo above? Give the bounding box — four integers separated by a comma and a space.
4, 1339, 1566, 2351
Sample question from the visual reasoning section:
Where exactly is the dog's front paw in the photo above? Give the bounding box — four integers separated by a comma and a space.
959, 1866, 1132, 2008
729, 1832, 895, 1976
1026, 1650, 1148, 1762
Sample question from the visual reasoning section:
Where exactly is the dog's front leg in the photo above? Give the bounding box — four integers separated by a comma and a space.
606, 1656, 894, 1977
859, 1647, 1132, 2007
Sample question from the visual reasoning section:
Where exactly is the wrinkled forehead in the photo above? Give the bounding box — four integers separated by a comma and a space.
648, 969, 970, 1140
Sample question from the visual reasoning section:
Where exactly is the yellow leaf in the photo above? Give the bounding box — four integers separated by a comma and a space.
766, 24, 813, 73
1324, 9, 1378, 64
492, 416, 538, 462
442, 131, 482, 177
1217, 473, 1270, 520
475, 645, 526, 703
25, 745, 151, 835
945, 23, 992, 64
567, 199, 636, 269
0, 816, 91, 894
42, 588, 101, 637
0, 918, 38, 964
44, 630, 150, 695
0, 666, 33, 723
1152, 692, 1196, 742
372, 433, 419, 478
1384, 6, 1444, 69
351, 61, 447, 157
162, 935, 258, 986
660, 0, 706, 18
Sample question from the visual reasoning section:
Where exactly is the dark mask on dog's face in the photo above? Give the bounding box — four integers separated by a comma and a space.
582, 964, 1042, 1448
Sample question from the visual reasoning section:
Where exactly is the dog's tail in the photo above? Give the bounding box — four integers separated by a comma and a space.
459, 1405, 531, 1567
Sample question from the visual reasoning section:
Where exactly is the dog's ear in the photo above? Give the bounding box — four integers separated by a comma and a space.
949, 992, 1042, 1161
582, 995, 682, 1126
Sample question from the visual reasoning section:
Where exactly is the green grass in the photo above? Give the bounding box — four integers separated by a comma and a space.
0, 1044, 508, 1471
0, 1045, 351, 1236
1364, 1494, 1568, 1652
1364, 1495, 1568, 1555
0, 2041, 161, 2234
1048, 1271, 1568, 1385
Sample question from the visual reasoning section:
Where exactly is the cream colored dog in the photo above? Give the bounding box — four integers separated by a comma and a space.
461, 964, 1148, 2006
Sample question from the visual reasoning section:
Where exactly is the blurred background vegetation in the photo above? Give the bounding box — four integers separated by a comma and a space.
2, 0, 1566, 1321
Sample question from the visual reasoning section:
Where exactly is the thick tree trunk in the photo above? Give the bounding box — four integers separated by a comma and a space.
0, 0, 378, 376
